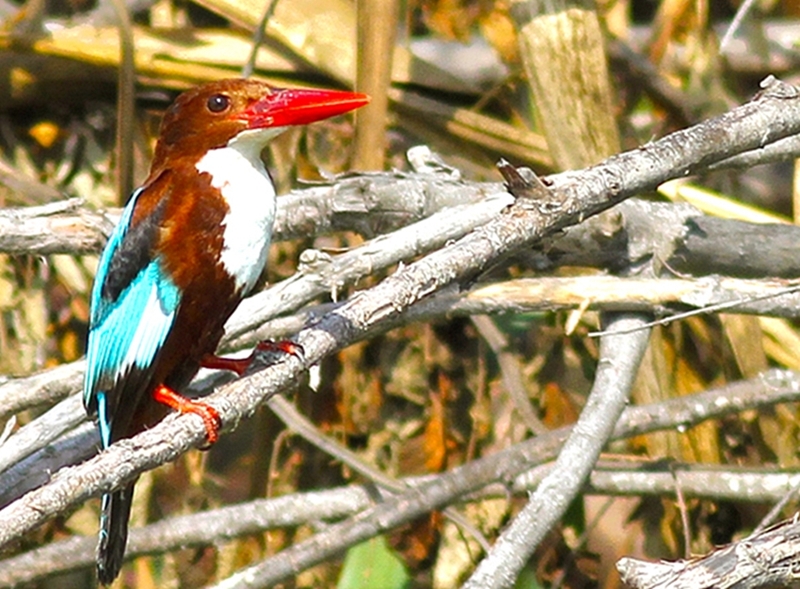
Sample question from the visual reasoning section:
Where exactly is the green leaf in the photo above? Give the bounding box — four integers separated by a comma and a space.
337, 536, 411, 589
513, 564, 544, 589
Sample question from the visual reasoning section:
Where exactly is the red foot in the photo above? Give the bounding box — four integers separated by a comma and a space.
200, 340, 305, 376
153, 384, 221, 444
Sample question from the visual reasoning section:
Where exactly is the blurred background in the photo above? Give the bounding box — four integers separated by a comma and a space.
1, 0, 800, 587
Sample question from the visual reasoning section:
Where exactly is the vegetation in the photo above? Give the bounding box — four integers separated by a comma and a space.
1, 0, 800, 587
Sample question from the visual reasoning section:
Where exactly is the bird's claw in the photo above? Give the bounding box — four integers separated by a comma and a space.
153, 384, 221, 446
254, 339, 305, 364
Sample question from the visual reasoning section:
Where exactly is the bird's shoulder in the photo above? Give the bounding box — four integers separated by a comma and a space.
93, 172, 172, 306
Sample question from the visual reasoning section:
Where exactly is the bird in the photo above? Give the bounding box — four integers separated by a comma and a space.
82, 78, 369, 585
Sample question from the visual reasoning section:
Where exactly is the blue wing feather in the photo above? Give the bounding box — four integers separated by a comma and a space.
90, 189, 141, 326
84, 187, 181, 448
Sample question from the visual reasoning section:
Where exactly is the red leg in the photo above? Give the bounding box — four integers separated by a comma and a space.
199, 354, 252, 376
153, 384, 221, 444
255, 340, 305, 361
201, 340, 305, 376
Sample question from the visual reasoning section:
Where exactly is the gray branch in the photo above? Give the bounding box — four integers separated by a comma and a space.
463, 313, 651, 588
3, 457, 800, 586
2, 77, 800, 587
5, 270, 800, 510
2, 362, 800, 585
4, 272, 800, 506
618, 518, 800, 589
206, 369, 800, 588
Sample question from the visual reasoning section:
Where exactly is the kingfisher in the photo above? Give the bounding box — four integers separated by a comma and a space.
83, 79, 369, 585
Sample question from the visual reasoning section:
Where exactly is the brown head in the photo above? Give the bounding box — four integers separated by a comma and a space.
150, 79, 369, 173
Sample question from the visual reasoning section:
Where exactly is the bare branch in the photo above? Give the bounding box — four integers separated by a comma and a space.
0, 360, 84, 423
3, 272, 800, 499
617, 518, 800, 589
2, 78, 800, 587
471, 315, 547, 435
0, 485, 376, 586
463, 313, 651, 588
0, 394, 86, 475
0, 423, 96, 509
0, 199, 112, 255
2, 365, 800, 585
0, 172, 498, 255
586, 462, 800, 503
206, 369, 800, 588
4, 460, 800, 586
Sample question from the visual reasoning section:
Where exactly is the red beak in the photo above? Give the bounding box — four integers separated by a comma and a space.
242, 87, 370, 129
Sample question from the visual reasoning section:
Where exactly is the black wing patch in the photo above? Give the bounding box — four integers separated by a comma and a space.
102, 198, 168, 302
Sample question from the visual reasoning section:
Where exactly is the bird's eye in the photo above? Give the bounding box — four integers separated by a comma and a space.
207, 94, 230, 113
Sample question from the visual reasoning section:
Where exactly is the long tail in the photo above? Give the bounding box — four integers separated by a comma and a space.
96, 483, 134, 585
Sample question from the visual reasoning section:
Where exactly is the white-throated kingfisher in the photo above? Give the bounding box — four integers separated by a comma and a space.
83, 79, 368, 585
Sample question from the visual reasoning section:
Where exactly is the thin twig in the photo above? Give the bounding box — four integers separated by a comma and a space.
471, 315, 547, 435
463, 313, 651, 589
205, 369, 800, 588
109, 0, 136, 202
242, 0, 279, 78
5, 272, 800, 486
2, 81, 800, 587
3, 369, 800, 585
269, 396, 491, 552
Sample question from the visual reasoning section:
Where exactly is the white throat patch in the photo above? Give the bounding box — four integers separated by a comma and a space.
195, 127, 283, 293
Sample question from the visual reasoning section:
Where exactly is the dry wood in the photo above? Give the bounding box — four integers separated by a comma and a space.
618, 518, 800, 589
2, 76, 800, 588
